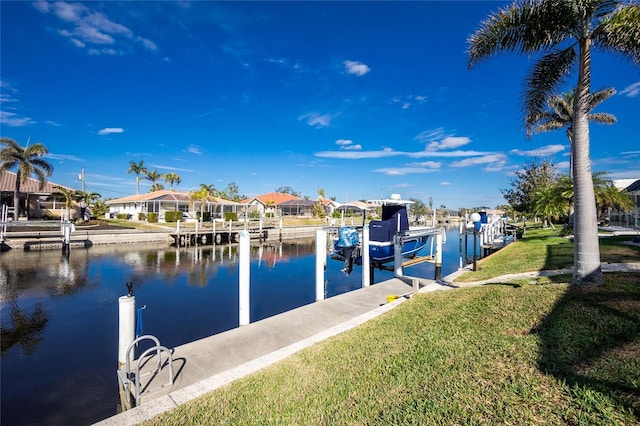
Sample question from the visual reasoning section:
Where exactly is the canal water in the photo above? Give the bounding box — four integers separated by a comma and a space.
1, 227, 469, 425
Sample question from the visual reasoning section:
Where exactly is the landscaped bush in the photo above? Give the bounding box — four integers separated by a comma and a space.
265, 212, 274, 218
224, 212, 238, 221
138, 212, 146, 221
116, 213, 129, 220
196, 211, 212, 221
147, 212, 158, 223
164, 211, 182, 222
249, 211, 260, 219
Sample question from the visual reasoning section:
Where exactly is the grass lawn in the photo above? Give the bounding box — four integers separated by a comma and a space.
145, 225, 640, 425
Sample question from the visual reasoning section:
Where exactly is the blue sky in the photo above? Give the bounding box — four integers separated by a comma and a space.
1, 1, 638, 209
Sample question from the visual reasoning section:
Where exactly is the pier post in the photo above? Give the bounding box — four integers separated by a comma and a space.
239, 230, 250, 326
435, 231, 443, 280
176, 220, 181, 246
362, 225, 370, 287
393, 234, 403, 277
118, 295, 135, 368
315, 229, 327, 301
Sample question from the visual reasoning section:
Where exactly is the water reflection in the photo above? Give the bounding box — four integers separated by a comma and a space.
0, 230, 462, 426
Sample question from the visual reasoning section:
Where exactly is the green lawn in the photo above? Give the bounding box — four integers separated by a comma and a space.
145, 225, 640, 425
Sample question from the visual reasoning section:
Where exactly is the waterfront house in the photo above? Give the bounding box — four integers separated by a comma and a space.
0, 170, 77, 220
240, 192, 301, 218
611, 179, 640, 227
106, 190, 240, 222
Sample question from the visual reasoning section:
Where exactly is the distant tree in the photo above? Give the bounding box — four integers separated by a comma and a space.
164, 173, 181, 190
75, 190, 101, 221
501, 160, 557, 216
127, 161, 147, 195
532, 185, 566, 229
221, 182, 243, 201
409, 198, 428, 221
51, 186, 79, 220
1, 137, 53, 217
526, 88, 617, 177
150, 183, 165, 192
200, 183, 218, 197
277, 186, 301, 197
144, 169, 164, 191
189, 187, 210, 222
313, 188, 326, 218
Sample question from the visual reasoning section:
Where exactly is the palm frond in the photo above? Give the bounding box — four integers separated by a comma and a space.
523, 47, 576, 132
594, 3, 640, 65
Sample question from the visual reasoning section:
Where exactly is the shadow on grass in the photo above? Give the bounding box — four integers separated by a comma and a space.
534, 273, 640, 417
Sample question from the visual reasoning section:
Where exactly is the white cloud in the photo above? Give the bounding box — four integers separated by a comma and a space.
556, 161, 570, 169
343, 60, 370, 76
415, 128, 447, 143
299, 112, 335, 128
440, 182, 452, 186
33, 1, 158, 55
427, 136, 471, 151
374, 167, 438, 176
409, 161, 441, 169
149, 164, 194, 172
0, 110, 35, 127
450, 154, 508, 171
98, 127, 124, 135
45, 153, 83, 161
186, 144, 202, 155
510, 144, 565, 156
335, 139, 353, 146
619, 82, 640, 98
315, 148, 494, 160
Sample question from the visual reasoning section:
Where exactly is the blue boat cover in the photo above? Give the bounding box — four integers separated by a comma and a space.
337, 227, 359, 247
370, 205, 409, 242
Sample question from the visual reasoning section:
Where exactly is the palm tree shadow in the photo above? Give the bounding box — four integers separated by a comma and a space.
533, 275, 640, 417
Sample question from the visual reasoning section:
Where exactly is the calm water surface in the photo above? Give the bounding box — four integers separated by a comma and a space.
1, 228, 466, 425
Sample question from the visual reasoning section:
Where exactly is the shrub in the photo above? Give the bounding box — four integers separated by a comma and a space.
147, 212, 158, 223
224, 212, 238, 221
138, 212, 146, 221
116, 213, 129, 220
164, 211, 182, 222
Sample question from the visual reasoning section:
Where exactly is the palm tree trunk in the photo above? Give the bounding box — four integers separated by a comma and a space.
13, 171, 22, 218
572, 39, 603, 286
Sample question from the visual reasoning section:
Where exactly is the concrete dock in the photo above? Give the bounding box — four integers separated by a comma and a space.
95, 276, 455, 425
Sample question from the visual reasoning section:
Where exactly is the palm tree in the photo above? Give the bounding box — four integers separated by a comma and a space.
532, 185, 566, 229
144, 169, 164, 192
468, 0, 640, 286
127, 161, 147, 195
526, 88, 617, 176
0, 137, 53, 218
52, 186, 78, 221
189, 186, 210, 222
75, 190, 101, 221
164, 172, 181, 190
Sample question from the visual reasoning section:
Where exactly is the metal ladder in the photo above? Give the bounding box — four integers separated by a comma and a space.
116, 335, 174, 410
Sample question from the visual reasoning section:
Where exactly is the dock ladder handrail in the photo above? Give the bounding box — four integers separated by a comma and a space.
117, 335, 174, 409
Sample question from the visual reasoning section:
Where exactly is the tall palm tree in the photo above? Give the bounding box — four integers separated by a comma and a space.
127, 160, 147, 195
75, 190, 101, 221
144, 169, 164, 192
468, 0, 640, 286
164, 172, 181, 190
532, 185, 566, 229
526, 88, 617, 176
0, 137, 53, 218
189, 186, 210, 222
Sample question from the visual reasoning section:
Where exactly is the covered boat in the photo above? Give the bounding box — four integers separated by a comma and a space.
331, 195, 430, 274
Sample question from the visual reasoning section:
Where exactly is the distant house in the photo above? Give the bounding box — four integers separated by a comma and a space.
106, 190, 240, 222
240, 192, 301, 218
611, 179, 640, 227
0, 170, 76, 220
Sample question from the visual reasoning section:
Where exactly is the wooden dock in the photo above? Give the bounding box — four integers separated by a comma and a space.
170, 225, 273, 246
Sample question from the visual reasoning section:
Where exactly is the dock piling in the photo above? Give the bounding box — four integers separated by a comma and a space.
239, 230, 250, 326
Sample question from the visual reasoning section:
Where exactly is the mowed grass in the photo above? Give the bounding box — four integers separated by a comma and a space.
454, 225, 640, 283
146, 226, 640, 425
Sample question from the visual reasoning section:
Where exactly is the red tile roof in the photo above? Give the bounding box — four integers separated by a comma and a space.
241, 192, 301, 205
0, 170, 73, 194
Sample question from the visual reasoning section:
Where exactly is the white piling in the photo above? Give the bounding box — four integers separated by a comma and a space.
118, 295, 135, 369
239, 230, 250, 326
435, 231, 443, 280
315, 229, 327, 301
362, 225, 370, 287
394, 234, 403, 277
